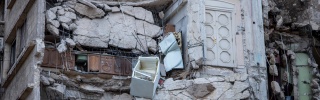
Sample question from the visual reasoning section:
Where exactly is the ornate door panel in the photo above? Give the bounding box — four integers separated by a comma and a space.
204, 0, 235, 67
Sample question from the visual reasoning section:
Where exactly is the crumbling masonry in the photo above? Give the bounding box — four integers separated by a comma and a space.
0, 0, 319, 100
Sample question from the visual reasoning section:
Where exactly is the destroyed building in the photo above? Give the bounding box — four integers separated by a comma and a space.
0, 0, 319, 100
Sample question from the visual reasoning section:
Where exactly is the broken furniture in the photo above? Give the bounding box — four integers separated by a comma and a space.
159, 33, 184, 72
130, 57, 160, 99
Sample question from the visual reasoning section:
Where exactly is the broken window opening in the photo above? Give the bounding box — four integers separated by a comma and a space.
75, 54, 88, 72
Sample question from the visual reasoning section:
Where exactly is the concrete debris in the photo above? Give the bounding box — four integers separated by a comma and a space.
163, 78, 193, 91
120, 6, 134, 17
80, 84, 104, 94
61, 23, 70, 30
46, 24, 59, 36
136, 20, 161, 38
310, 21, 319, 30
57, 9, 65, 16
232, 81, 249, 94
311, 79, 319, 89
276, 16, 283, 29
134, 7, 146, 21
234, 90, 250, 99
41, 76, 50, 86
145, 10, 154, 24
269, 54, 276, 65
57, 40, 67, 53
234, 73, 248, 81
58, 16, 72, 23
112, 93, 133, 100
308, 58, 319, 68
46, 83, 66, 97
205, 82, 232, 99
271, 81, 281, 94
74, 3, 105, 18
69, 23, 77, 30
111, 7, 120, 12
269, 65, 278, 76
64, 11, 77, 20
158, 11, 164, 19
46, 10, 57, 21
207, 77, 225, 82
275, 41, 286, 50
77, 0, 97, 8
48, 77, 55, 84
65, 38, 76, 47
186, 83, 215, 98
47, 20, 60, 28
102, 4, 112, 12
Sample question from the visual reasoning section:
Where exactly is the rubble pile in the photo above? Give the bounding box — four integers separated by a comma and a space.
40, 71, 132, 100
46, 0, 160, 53
263, 0, 320, 99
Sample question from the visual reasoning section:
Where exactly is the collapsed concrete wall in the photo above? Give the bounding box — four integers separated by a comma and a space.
46, 0, 161, 53
42, 0, 267, 100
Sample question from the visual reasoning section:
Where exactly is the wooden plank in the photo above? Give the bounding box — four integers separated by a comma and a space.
88, 54, 100, 72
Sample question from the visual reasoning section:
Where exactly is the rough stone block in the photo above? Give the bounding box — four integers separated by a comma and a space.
187, 83, 215, 98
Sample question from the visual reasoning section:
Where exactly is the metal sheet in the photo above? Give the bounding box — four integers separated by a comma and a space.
88, 54, 101, 72
296, 53, 312, 100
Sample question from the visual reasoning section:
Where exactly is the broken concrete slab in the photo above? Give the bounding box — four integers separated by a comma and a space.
64, 11, 77, 20
47, 24, 59, 36
78, 0, 97, 8
80, 84, 104, 94
41, 76, 50, 86
232, 81, 249, 94
74, 3, 105, 18
205, 82, 232, 99
271, 81, 281, 94
46, 10, 57, 20
269, 65, 278, 76
111, 7, 120, 12
120, 6, 134, 17
134, 7, 146, 20
102, 4, 112, 12
163, 78, 193, 91
61, 23, 70, 30
47, 19, 60, 28
112, 93, 133, 100
187, 83, 215, 98
145, 10, 154, 24
57, 9, 66, 16
46, 83, 66, 97
135, 20, 161, 38
58, 16, 72, 23
57, 40, 67, 53
65, 38, 76, 47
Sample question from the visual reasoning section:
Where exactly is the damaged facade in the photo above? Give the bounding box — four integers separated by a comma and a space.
0, 0, 318, 100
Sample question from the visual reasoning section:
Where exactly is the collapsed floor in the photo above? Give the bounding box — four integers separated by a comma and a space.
40, 0, 255, 100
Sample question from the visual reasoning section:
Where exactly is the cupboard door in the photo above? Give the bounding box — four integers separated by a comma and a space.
88, 54, 100, 72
